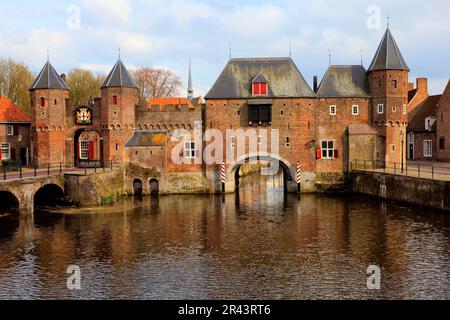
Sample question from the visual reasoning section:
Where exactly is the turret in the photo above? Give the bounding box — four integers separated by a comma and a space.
367, 27, 409, 164
29, 60, 69, 165
100, 58, 139, 164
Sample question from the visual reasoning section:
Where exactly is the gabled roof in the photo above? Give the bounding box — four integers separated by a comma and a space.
408, 95, 441, 132
29, 61, 69, 91
368, 28, 410, 72
101, 59, 138, 89
0, 96, 31, 123
125, 131, 168, 147
252, 70, 268, 83
205, 57, 316, 99
317, 65, 370, 98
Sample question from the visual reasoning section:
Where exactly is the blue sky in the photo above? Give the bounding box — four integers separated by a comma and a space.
0, 0, 448, 96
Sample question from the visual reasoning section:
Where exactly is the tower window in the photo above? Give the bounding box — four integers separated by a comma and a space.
54, 99, 57, 105
113, 95, 118, 105
392, 80, 398, 89
329, 105, 337, 116
116, 144, 119, 151
403, 105, 407, 115
40, 97, 45, 107
377, 104, 384, 114
352, 105, 359, 116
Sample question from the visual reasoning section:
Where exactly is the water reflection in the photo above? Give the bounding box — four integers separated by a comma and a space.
0, 191, 449, 299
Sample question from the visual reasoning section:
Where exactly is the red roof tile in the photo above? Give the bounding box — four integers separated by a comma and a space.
0, 96, 31, 123
148, 97, 195, 109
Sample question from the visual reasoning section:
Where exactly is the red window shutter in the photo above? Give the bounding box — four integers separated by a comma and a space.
334, 149, 339, 158
0, 148, 2, 160
316, 149, 322, 159
261, 83, 267, 95
89, 141, 95, 160
253, 83, 260, 95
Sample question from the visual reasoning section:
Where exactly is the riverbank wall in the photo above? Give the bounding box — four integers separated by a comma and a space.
351, 171, 450, 211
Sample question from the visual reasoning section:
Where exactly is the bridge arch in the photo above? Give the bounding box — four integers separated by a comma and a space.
225, 153, 296, 193
0, 190, 20, 214
34, 184, 66, 209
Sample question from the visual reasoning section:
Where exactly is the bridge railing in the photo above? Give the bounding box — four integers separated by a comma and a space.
1, 160, 122, 181
350, 160, 450, 181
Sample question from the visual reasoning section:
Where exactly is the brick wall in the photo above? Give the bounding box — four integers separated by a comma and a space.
436, 81, 450, 161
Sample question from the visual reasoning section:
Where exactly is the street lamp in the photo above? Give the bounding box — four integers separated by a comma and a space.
400, 128, 405, 173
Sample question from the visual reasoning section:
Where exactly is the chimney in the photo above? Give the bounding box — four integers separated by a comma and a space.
416, 78, 428, 95
408, 82, 414, 92
60, 73, 67, 83
313, 76, 318, 93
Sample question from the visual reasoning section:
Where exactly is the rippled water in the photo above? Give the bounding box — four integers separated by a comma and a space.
0, 187, 449, 299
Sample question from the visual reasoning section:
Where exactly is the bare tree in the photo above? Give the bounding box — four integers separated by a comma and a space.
133, 68, 182, 99
66, 68, 105, 102
0, 58, 35, 113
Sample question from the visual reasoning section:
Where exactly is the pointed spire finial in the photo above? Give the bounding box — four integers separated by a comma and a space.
289, 42, 292, 57
387, 11, 390, 28
228, 42, 232, 59
328, 49, 332, 65
47, 46, 50, 62
118, 46, 121, 60
188, 57, 193, 101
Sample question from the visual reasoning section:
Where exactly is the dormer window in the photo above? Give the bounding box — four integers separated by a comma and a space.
253, 82, 268, 96
425, 117, 436, 131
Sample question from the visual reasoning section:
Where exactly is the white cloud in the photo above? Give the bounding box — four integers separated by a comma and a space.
170, 0, 213, 25
221, 5, 285, 38
82, 0, 133, 23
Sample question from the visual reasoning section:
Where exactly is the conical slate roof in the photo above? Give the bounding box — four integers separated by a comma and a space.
29, 61, 69, 91
368, 28, 409, 72
101, 59, 138, 89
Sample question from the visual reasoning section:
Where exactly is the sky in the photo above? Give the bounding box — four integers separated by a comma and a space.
0, 0, 448, 96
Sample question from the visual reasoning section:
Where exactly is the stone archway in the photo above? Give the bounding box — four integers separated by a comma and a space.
133, 179, 143, 196
74, 129, 102, 168
0, 191, 20, 214
34, 184, 66, 209
224, 153, 297, 193
150, 179, 159, 195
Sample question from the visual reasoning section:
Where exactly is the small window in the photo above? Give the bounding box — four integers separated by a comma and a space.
377, 104, 384, 114
1, 143, 11, 160
285, 137, 290, 148
424, 140, 433, 157
352, 105, 359, 116
54, 99, 57, 105
184, 141, 196, 159
425, 117, 436, 131
116, 143, 119, 151
112, 95, 118, 105
230, 136, 236, 149
280, 110, 284, 116
79, 141, 90, 160
392, 80, 398, 89
329, 105, 336, 116
321, 140, 335, 159
237, 110, 240, 116
403, 105, 407, 115
40, 97, 45, 107
439, 137, 445, 150
392, 106, 397, 113
7, 125, 14, 136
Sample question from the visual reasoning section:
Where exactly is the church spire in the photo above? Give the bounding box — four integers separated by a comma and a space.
187, 58, 194, 101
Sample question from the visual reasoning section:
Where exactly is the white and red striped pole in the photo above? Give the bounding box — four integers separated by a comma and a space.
296, 162, 301, 192
221, 162, 226, 193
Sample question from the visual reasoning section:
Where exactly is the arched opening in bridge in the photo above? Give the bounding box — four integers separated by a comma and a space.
233, 157, 293, 193
150, 179, 159, 196
74, 129, 103, 168
0, 191, 20, 214
133, 179, 143, 196
34, 184, 66, 209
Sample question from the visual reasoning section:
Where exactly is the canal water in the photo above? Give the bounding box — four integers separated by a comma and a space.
0, 181, 449, 299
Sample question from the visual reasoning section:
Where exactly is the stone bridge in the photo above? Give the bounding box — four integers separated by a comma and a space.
0, 174, 66, 213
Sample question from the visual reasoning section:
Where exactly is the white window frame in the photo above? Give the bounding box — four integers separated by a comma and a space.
79, 140, 90, 160
329, 105, 336, 116
403, 104, 407, 115
392, 106, 397, 113
321, 140, 335, 159
377, 104, 384, 114
230, 136, 235, 149
1, 143, 11, 160
423, 140, 433, 158
184, 141, 197, 159
7, 125, 14, 136
352, 105, 359, 116
425, 117, 436, 131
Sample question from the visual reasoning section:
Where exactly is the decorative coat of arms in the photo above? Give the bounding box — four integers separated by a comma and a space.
76, 107, 92, 125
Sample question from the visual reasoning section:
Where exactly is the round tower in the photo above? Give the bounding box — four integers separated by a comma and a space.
367, 27, 410, 165
29, 60, 69, 165
100, 58, 139, 164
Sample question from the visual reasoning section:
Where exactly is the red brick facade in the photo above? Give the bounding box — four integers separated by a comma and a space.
436, 80, 450, 161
